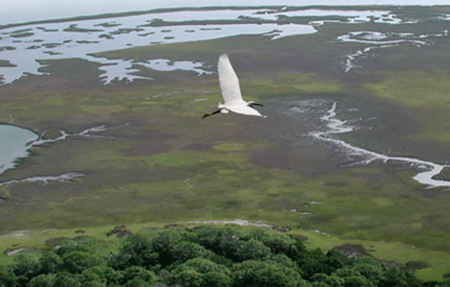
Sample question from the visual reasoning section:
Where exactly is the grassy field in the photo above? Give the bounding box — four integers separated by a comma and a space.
1, 7, 450, 281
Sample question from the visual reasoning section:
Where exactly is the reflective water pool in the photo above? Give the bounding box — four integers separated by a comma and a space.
0, 7, 421, 85
0, 124, 38, 175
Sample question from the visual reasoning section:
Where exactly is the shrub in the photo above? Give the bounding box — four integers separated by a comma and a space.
352, 263, 383, 282
285, 242, 310, 263
232, 260, 302, 287
342, 275, 374, 287
56, 237, 99, 256
192, 226, 223, 250
0, 265, 18, 287
103, 267, 123, 285
175, 258, 231, 275
352, 256, 383, 268
151, 229, 197, 267
110, 231, 156, 270
27, 274, 56, 287
202, 271, 233, 287
324, 250, 349, 270
311, 273, 345, 287
250, 228, 296, 254
169, 258, 233, 287
333, 268, 361, 278
151, 229, 183, 253
379, 267, 408, 287
193, 226, 243, 260
174, 269, 203, 287
435, 278, 450, 287
264, 254, 299, 270
172, 241, 214, 262
62, 251, 105, 273
53, 272, 81, 287
80, 266, 110, 284
234, 239, 271, 261
301, 258, 335, 278
12, 253, 41, 286
333, 268, 374, 287
40, 250, 63, 273
208, 253, 234, 268
299, 249, 346, 278
123, 278, 152, 287
81, 280, 106, 287
121, 266, 155, 284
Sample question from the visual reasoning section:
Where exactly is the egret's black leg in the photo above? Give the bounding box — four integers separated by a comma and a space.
202, 109, 221, 119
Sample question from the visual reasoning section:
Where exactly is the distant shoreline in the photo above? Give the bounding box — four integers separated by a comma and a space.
0, 4, 429, 30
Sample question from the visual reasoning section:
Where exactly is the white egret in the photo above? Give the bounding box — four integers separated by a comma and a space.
202, 54, 266, 118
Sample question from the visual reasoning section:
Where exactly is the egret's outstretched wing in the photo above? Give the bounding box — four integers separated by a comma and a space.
227, 105, 263, 117
218, 54, 244, 105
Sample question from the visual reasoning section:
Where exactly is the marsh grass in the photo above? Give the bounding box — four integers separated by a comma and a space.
365, 71, 450, 144
1, 15, 450, 280
293, 229, 450, 282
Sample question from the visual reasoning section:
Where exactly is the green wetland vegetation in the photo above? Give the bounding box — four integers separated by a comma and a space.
1, 5, 450, 283
1, 224, 449, 287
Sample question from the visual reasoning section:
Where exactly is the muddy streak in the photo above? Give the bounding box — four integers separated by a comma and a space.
0, 172, 84, 187
186, 219, 274, 228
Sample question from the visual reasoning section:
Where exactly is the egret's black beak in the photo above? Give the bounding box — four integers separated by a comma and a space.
250, 102, 264, 107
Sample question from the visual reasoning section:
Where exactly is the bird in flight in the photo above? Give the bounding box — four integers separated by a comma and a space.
203, 54, 266, 119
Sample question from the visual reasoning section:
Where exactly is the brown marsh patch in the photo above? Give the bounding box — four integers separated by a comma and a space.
119, 143, 171, 157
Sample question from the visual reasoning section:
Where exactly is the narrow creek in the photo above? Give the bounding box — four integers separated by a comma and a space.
0, 124, 111, 185
311, 102, 450, 188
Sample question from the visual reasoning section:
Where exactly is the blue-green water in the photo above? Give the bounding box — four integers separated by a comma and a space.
0, 125, 38, 175
2, 0, 444, 25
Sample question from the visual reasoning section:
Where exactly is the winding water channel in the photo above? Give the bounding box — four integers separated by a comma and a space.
0, 124, 110, 183
312, 102, 450, 188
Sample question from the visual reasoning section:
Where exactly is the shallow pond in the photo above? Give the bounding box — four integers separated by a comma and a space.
0, 124, 38, 175
0, 124, 102, 177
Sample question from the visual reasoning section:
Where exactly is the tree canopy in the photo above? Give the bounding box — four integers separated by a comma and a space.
1, 225, 446, 287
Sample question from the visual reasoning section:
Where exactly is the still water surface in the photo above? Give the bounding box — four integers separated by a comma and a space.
0, 7, 423, 85
2, 0, 447, 25
0, 125, 38, 175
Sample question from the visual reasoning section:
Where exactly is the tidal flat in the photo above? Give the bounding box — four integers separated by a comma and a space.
1, 6, 450, 280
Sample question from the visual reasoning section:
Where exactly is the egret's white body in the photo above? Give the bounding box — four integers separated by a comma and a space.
203, 54, 265, 118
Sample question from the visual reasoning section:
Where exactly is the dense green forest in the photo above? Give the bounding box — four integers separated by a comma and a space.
1, 225, 449, 287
